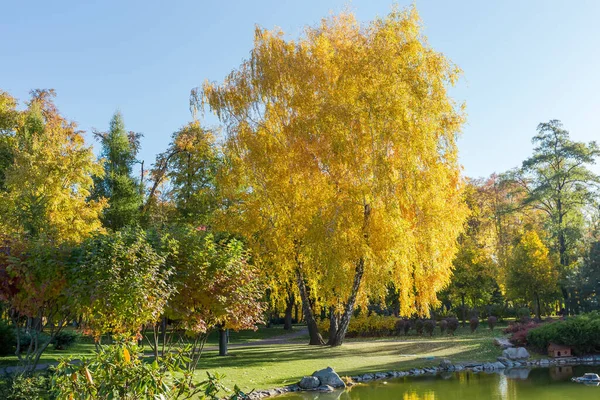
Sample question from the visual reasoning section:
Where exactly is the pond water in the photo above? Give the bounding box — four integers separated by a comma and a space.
280, 365, 600, 400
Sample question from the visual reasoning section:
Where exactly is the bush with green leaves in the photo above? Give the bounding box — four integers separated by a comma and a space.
51, 342, 248, 400
70, 227, 174, 341
526, 312, 600, 354
51, 330, 80, 350
0, 319, 16, 356
0, 374, 52, 400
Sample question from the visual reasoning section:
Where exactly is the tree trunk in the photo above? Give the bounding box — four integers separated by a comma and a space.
294, 303, 299, 324
295, 268, 325, 345
218, 328, 228, 356
327, 307, 339, 345
461, 294, 466, 328
329, 259, 365, 347
534, 292, 541, 321
284, 292, 294, 330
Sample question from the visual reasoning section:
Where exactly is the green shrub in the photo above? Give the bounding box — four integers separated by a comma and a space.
51, 342, 246, 399
0, 320, 16, 356
51, 330, 80, 350
0, 374, 52, 400
527, 312, 600, 354
16, 331, 51, 352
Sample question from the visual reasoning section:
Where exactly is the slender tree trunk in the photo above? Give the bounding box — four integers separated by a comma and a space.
295, 268, 325, 345
294, 304, 299, 324
327, 307, 339, 345
534, 292, 541, 321
461, 294, 466, 328
218, 328, 228, 356
329, 259, 365, 347
284, 292, 294, 330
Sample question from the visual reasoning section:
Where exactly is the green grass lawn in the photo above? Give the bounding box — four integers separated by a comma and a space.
0, 325, 303, 367
1, 324, 508, 393
194, 325, 506, 391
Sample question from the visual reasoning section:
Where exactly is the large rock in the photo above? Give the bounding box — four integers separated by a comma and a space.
502, 347, 530, 360
317, 385, 335, 393
312, 367, 346, 388
439, 359, 453, 370
494, 338, 513, 349
299, 376, 320, 390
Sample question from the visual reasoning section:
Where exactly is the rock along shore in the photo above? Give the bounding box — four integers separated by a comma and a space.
246, 354, 600, 399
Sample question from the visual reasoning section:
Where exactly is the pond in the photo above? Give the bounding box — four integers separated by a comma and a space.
280, 365, 600, 400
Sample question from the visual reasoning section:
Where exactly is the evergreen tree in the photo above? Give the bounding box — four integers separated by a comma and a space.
92, 112, 143, 230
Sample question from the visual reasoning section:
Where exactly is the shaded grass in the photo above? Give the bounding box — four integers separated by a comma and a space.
0, 325, 303, 367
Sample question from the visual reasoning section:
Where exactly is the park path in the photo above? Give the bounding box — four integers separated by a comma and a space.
0, 327, 309, 375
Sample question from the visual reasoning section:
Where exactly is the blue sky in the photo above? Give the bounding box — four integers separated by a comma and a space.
2, 0, 600, 178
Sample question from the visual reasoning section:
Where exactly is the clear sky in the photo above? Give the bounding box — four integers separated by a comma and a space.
2, 0, 600, 178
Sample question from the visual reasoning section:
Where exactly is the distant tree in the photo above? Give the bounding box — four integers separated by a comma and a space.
507, 230, 559, 320
146, 121, 219, 226
447, 180, 498, 326
516, 120, 600, 313
92, 111, 143, 230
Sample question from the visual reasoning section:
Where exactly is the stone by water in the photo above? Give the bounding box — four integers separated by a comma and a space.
279, 365, 600, 400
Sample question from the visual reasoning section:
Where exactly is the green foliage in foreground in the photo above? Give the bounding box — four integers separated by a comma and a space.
527, 312, 600, 355
1, 343, 249, 400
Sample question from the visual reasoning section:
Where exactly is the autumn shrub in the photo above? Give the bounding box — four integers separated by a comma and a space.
487, 316, 498, 331
414, 319, 424, 335
439, 319, 448, 334
424, 320, 435, 336
0, 319, 15, 356
504, 321, 542, 346
469, 317, 479, 332
526, 312, 600, 354
446, 318, 459, 335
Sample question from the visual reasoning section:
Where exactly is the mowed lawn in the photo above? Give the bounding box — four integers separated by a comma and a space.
1, 324, 507, 392
195, 326, 506, 391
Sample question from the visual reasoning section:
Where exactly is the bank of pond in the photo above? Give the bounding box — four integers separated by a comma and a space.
280, 365, 600, 400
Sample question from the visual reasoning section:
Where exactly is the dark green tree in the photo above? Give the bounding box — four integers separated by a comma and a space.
92, 112, 143, 230
516, 120, 600, 313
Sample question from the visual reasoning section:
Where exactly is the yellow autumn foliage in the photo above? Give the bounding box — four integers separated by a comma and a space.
195, 6, 467, 316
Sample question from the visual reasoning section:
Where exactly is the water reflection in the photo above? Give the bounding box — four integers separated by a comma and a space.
280, 365, 600, 400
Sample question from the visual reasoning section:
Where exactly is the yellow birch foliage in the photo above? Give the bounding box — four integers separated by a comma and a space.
2, 90, 105, 243
195, 6, 467, 315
